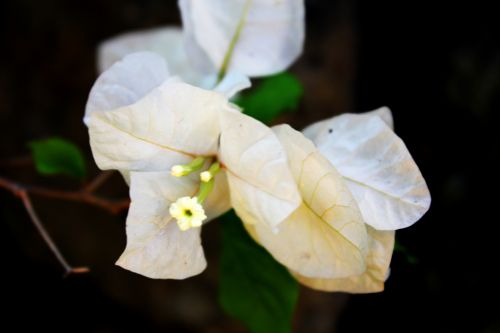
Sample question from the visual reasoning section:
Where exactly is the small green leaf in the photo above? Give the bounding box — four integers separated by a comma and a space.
219, 211, 299, 333
29, 137, 86, 179
235, 72, 303, 124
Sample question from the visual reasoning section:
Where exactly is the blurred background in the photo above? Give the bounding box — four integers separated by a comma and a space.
1, 0, 499, 332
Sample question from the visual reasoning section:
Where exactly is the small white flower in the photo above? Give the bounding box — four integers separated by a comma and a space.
200, 171, 212, 182
169, 196, 207, 231
170, 165, 187, 177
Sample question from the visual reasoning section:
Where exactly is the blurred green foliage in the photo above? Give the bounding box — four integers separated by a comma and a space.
236, 72, 303, 124
219, 211, 299, 333
29, 138, 86, 179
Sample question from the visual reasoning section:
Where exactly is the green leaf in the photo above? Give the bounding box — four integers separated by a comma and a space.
235, 72, 303, 124
219, 211, 299, 333
29, 137, 86, 179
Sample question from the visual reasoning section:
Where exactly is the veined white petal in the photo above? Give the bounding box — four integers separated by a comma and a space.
97, 27, 205, 85
116, 170, 230, 279
293, 227, 395, 293
303, 109, 431, 230
179, 0, 305, 77
219, 108, 301, 230
88, 79, 227, 172
245, 125, 368, 279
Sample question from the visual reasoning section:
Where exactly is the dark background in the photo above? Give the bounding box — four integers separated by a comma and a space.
1, 1, 499, 332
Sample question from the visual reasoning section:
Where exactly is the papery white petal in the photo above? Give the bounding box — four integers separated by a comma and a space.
303, 109, 431, 230
117, 170, 230, 279
179, 0, 305, 77
292, 227, 395, 293
302, 107, 394, 140
97, 27, 205, 85
88, 78, 227, 172
214, 72, 251, 98
245, 125, 368, 279
85, 52, 170, 125
367, 106, 394, 129
218, 109, 301, 230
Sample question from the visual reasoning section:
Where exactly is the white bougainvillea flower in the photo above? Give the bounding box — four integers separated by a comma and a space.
179, 0, 305, 77
303, 107, 431, 231
85, 51, 303, 278
169, 196, 207, 231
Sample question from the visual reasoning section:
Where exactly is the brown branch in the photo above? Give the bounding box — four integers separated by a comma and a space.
84, 170, 115, 193
16, 190, 90, 277
0, 176, 129, 215
0, 172, 130, 276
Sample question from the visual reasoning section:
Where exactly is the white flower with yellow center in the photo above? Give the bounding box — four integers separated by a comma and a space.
169, 196, 207, 231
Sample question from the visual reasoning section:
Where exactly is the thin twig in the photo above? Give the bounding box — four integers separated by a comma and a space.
0, 172, 129, 276
16, 190, 90, 276
0, 176, 129, 214
84, 170, 114, 193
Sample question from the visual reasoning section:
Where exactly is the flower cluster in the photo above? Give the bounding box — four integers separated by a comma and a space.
84, 0, 430, 293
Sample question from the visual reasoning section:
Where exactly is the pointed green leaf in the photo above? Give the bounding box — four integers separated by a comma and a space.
219, 211, 299, 333
235, 72, 303, 124
29, 137, 86, 179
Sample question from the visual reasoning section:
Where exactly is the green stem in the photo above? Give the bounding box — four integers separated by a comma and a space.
207, 162, 221, 177
197, 178, 214, 204
186, 156, 206, 172
216, 0, 252, 84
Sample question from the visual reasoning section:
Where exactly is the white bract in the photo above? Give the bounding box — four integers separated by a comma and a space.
303, 107, 431, 231
179, 0, 305, 77
239, 109, 430, 293
98, 0, 305, 81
